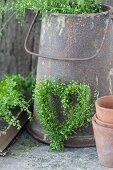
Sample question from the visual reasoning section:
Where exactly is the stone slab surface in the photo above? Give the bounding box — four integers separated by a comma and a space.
0, 130, 112, 170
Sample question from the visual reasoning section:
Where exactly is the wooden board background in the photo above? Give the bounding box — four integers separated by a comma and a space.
0, 0, 112, 78
0, 12, 41, 78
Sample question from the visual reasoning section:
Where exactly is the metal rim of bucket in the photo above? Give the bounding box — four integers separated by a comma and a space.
24, 5, 113, 61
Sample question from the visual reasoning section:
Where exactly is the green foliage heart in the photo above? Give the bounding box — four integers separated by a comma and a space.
34, 79, 94, 151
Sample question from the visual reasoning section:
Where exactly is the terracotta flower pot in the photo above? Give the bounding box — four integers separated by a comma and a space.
95, 95, 113, 124
95, 114, 113, 128
92, 116, 113, 168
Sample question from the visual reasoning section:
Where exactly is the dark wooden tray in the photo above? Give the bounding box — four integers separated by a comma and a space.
0, 110, 29, 155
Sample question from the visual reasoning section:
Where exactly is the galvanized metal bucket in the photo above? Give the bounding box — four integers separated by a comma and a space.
26, 5, 113, 147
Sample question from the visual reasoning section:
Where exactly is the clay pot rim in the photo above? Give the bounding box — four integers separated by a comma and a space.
95, 95, 113, 111
92, 115, 113, 130
95, 114, 113, 128
47, 5, 111, 17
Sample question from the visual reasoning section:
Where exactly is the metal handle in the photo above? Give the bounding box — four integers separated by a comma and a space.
24, 13, 40, 57
24, 13, 110, 61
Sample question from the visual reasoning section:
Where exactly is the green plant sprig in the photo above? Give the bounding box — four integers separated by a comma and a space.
0, 74, 33, 129
34, 79, 94, 151
0, 0, 103, 24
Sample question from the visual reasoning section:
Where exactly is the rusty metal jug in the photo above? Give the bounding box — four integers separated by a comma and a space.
25, 5, 113, 147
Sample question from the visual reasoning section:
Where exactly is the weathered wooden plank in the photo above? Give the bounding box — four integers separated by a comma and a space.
0, 12, 41, 78
0, 110, 28, 153
104, 0, 113, 6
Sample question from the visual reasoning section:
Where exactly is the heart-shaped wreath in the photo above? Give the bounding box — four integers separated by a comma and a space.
34, 79, 94, 151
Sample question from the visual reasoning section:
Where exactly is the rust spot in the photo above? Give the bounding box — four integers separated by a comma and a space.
54, 53, 61, 59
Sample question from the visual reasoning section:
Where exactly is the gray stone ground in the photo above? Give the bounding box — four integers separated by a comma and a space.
0, 130, 112, 170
